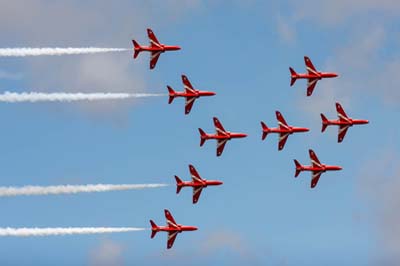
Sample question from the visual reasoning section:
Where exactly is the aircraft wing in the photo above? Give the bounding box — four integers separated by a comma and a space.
164, 209, 178, 228
304, 56, 318, 75
150, 51, 162, 70
309, 149, 322, 168
311, 171, 322, 188
306, 78, 318, 96
213, 117, 227, 136
189, 165, 203, 183
147, 28, 161, 48
182, 75, 196, 94
278, 133, 290, 151
338, 125, 350, 143
167, 231, 179, 249
185, 97, 196, 115
193, 187, 203, 204
336, 102, 350, 122
216, 139, 228, 157
276, 111, 289, 130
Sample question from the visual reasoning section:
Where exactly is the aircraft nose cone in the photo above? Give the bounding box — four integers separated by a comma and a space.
192, 226, 198, 231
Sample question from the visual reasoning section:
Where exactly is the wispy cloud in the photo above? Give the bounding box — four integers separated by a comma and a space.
276, 15, 295, 44
287, 0, 400, 26
356, 150, 400, 265
89, 240, 125, 266
0, 70, 22, 80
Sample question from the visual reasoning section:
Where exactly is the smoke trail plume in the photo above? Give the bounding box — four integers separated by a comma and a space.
0, 48, 129, 57
0, 227, 145, 237
0, 92, 164, 103
0, 184, 168, 197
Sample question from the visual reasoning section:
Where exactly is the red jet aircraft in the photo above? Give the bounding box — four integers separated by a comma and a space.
261, 111, 309, 150
294, 149, 342, 188
290, 56, 338, 96
199, 117, 247, 157
321, 102, 369, 143
132, 28, 181, 70
168, 75, 216, 115
150, 209, 197, 249
175, 164, 223, 204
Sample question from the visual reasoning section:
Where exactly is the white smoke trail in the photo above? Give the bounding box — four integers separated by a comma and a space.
0, 184, 168, 197
0, 227, 146, 237
0, 92, 165, 102
0, 48, 129, 57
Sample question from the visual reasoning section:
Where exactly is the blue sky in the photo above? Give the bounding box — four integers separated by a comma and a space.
0, 1, 399, 265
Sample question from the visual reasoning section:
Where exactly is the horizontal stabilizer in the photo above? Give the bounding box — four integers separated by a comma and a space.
289, 67, 297, 86
167, 86, 175, 104
132, 40, 141, 59
199, 128, 206, 147
320, 114, 328, 132
261, 121, 268, 140
174, 175, 183, 194
150, 220, 157, 238
294, 159, 302, 177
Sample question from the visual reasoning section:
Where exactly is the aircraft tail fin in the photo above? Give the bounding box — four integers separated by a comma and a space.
174, 175, 183, 194
320, 113, 328, 132
150, 220, 157, 238
261, 121, 269, 140
294, 159, 302, 177
199, 128, 207, 147
132, 40, 141, 59
167, 86, 175, 104
289, 67, 297, 86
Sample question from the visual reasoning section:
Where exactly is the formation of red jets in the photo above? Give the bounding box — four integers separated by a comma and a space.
132, 28, 369, 249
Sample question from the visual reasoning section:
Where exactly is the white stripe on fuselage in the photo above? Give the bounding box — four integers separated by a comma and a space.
150, 40, 162, 48
168, 231, 178, 240
191, 174, 202, 183
184, 85, 195, 93
311, 159, 322, 167
217, 139, 228, 148
338, 113, 350, 122
150, 51, 161, 60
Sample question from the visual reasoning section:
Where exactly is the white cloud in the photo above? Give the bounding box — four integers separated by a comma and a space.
89, 239, 125, 266
276, 15, 295, 44
357, 150, 400, 265
0, 70, 22, 80
288, 0, 400, 26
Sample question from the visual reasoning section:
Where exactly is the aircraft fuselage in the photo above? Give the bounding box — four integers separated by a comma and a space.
295, 72, 338, 79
